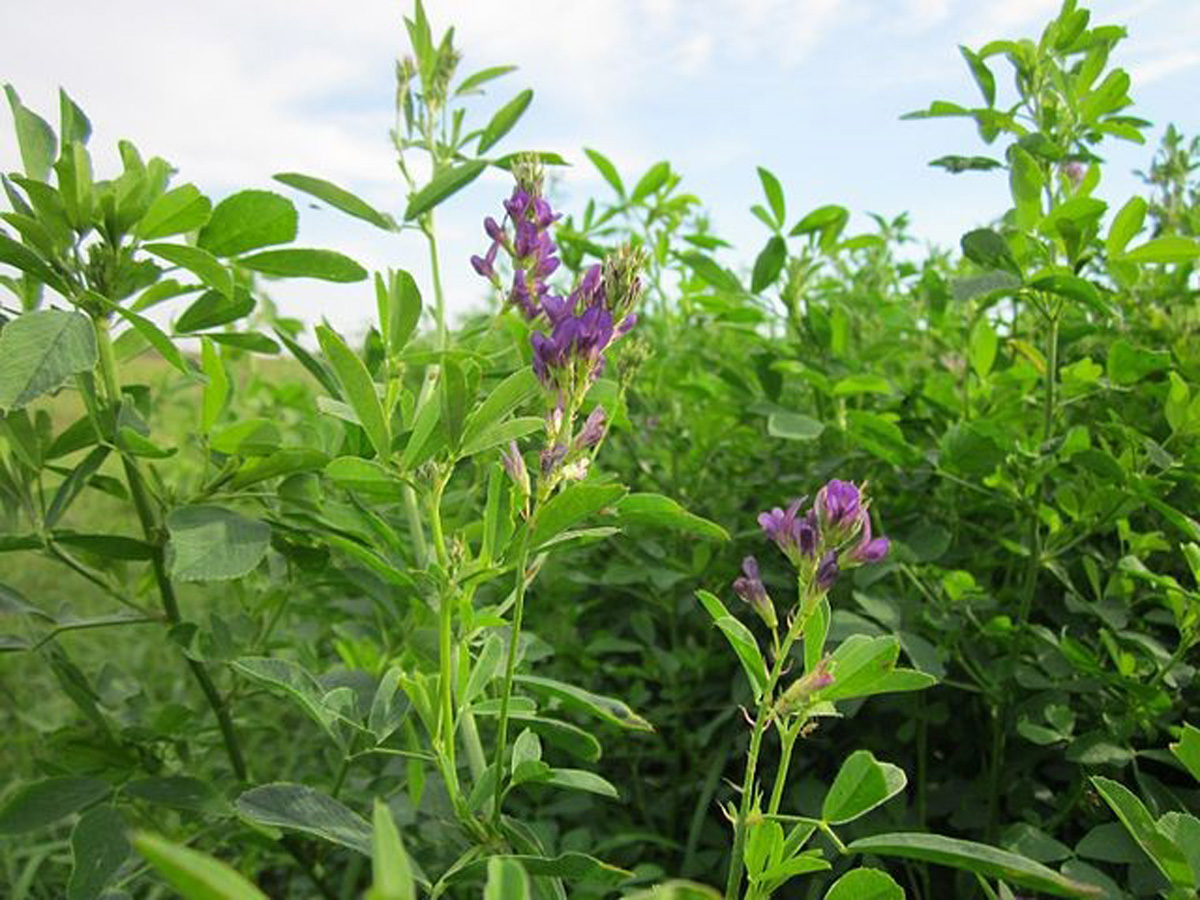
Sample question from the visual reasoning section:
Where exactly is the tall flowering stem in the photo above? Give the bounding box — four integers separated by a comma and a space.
480, 171, 648, 828
724, 479, 889, 899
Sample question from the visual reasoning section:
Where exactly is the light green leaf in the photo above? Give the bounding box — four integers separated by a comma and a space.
821, 750, 908, 824
274, 172, 396, 230
105, 300, 195, 380
1009, 146, 1043, 231
1121, 236, 1200, 264
1169, 722, 1200, 783
696, 590, 768, 699
5, 85, 56, 181
144, 242, 232, 297
1091, 776, 1192, 886
584, 148, 624, 196
632, 161, 671, 203
848, 833, 1100, 898
405, 160, 487, 221
1105, 196, 1146, 258
478, 89, 534, 154
325, 457, 408, 501
134, 832, 269, 900
530, 482, 626, 548
197, 189, 297, 257
768, 412, 825, 441
824, 868, 905, 900
136, 184, 212, 239
0, 309, 97, 412
238, 248, 367, 282
461, 368, 541, 447
614, 493, 728, 540
485, 857, 531, 900
166, 505, 270, 582
368, 800, 414, 900
236, 783, 372, 856
545, 768, 619, 798
200, 338, 228, 432
516, 674, 653, 732
317, 324, 390, 461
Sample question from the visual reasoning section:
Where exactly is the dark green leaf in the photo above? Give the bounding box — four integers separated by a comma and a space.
478, 89, 533, 154
274, 172, 396, 230
238, 248, 367, 282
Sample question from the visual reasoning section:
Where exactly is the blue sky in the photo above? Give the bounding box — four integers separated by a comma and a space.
3, 0, 1198, 336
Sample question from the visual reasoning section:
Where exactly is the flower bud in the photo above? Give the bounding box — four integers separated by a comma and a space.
733, 556, 777, 630
775, 657, 834, 717
501, 440, 530, 502
814, 479, 866, 546
574, 406, 607, 452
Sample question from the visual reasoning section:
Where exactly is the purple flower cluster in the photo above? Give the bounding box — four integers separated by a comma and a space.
756, 480, 889, 591
471, 186, 561, 319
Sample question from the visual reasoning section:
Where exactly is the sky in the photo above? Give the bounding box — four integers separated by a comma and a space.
2, 0, 1198, 337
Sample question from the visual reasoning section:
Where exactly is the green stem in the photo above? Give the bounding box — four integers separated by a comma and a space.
767, 721, 801, 816
424, 214, 448, 350
725, 603, 810, 899
491, 535, 531, 826
93, 317, 248, 782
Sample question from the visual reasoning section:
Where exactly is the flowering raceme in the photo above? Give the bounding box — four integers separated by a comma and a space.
754, 479, 889, 597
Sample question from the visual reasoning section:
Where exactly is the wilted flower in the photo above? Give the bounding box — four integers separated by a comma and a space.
574, 406, 607, 451
501, 440, 530, 502
775, 657, 834, 716
733, 556, 777, 630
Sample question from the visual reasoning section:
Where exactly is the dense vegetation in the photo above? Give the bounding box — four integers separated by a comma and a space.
1, 2, 1198, 898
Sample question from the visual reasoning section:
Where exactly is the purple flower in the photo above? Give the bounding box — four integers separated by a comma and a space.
574, 406, 607, 451
540, 442, 568, 476
845, 516, 890, 566
733, 556, 777, 630
470, 240, 499, 281
815, 480, 862, 534
776, 657, 834, 715
758, 499, 819, 564
473, 181, 562, 321
816, 550, 840, 591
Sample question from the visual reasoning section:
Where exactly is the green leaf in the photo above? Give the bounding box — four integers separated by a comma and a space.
544, 768, 619, 799
404, 160, 487, 221
447, 852, 629, 887
166, 505, 270, 582
238, 248, 367, 282
456, 64, 518, 95
369, 800, 415, 900
614, 493, 728, 540
123, 777, 227, 814
54, 142, 93, 231
1090, 776, 1192, 886
236, 783, 372, 856
696, 590, 769, 700
485, 858, 531, 900
833, 374, 893, 396
584, 148, 624, 196
1106, 339, 1169, 386
67, 806, 130, 900
824, 868, 905, 900
378, 269, 422, 355
462, 368, 540, 447
530, 482, 626, 548
847, 833, 1100, 898
0, 232, 71, 294
821, 635, 900, 701
821, 750, 908, 824
960, 45, 996, 106
1121, 236, 1200, 264
751, 236, 787, 292
200, 338, 229, 432
368, 669, 409, 744
0, 777, 109, 834
174, 288, 255, 333
274, 172, 396, 231
961, 228, 1019, 275
461, 416, 543, 458
45, 447, 109, 528
478, 89, 534, 154
1105, 196, 1146, 258
58, 89, 91, 148
5, 85, 56, 181
134, 832, 268, 900
144, 242, 232, 297
325, 457, 408, 501
0, 309, 97, 412
317, 324, 390, 460
678, 251, 743, 294
757, 166, 786, 226
789, 204, 849, 247
232, 656, 340, 743
197, 189, 297, 257
136, 184, 212, 240
768, 412, 825, 441
106, 301, 195, 380
930, 155, 1004, 174
623, 881, 723, 900
1169, 722, 1200, 782
631, 161, 671, 203
515, 674, 653, 732
970, 318, 998, 378
1009, 146, 1043, 231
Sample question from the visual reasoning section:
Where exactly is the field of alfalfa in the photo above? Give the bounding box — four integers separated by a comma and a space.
1, 1, 1199, 898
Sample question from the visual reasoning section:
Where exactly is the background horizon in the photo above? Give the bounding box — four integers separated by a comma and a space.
3, 0, 1198, 336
